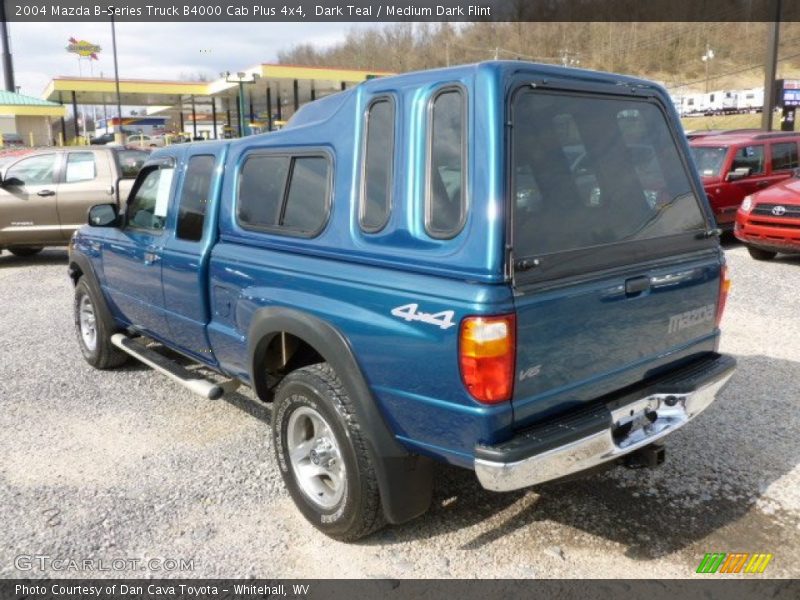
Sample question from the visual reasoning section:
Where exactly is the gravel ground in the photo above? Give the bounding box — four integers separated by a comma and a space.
0, 242, 798, 579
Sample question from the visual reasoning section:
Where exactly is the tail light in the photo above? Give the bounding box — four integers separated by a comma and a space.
459, 314, 515, 404
716, 265, 731, 327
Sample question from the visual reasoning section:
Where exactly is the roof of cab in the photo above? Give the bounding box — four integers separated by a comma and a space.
149, 139, 231, 159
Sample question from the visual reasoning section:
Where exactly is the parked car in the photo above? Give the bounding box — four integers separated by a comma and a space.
90, 133, 116, 145
1, 132, 26, 147
0, 147, 148, 256
167, 133, 193, 144
735, 169, 800, 259
689, 131, 800, 229
126, 134, 164, 148
68, 61, 735, 541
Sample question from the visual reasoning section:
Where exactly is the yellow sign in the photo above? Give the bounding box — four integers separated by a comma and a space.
67, 38, 100, 60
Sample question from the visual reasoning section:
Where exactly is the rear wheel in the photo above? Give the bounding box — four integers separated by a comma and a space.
74, 278, 127, 369
272, 363, 384, 541
8, 246, 43, 257
747, 246, 777, 261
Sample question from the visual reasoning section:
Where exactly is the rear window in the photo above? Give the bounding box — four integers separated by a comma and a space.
512, 91, 706, 260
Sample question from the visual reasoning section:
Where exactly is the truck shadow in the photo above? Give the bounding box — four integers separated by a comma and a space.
0, 248, 68, 268
377, 353, 800, 559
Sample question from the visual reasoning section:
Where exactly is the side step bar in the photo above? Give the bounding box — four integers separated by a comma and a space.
111, 334, 227, 400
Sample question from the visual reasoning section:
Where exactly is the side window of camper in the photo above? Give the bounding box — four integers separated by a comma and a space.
282, 156, 330, 234
360, 97, 395, 232
426, 87, 467, 239
238, 152, 331, 237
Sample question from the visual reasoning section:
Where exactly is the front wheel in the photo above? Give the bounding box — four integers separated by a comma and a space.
272, 363, 384, 541
8, 246, 43, 257
747, 246, 777, 261
74, 278, 127, 369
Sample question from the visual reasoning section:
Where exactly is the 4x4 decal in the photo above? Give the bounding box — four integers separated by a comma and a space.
391, 303, 456, 330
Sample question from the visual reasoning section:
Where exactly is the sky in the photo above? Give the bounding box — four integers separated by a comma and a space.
6, 22, 373, 98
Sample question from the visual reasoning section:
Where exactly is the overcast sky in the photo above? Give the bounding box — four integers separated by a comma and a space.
7, 22, 372, 97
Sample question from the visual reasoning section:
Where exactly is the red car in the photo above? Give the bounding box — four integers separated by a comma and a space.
690, 131, 800, 229
734, 171, 800, 259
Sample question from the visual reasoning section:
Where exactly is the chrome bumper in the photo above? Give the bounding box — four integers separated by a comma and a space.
475, 359, 735, 492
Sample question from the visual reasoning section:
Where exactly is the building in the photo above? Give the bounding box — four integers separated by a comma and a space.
0, 90, 66, 146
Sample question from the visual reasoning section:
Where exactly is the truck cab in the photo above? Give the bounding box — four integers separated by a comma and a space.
68, 61, 735, 541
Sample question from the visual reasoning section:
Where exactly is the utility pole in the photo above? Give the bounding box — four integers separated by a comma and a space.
701, 44, 714, 93
762, 0, 782, 131
0, 0, 16, 92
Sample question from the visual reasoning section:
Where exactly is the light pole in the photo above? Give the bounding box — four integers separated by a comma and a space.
701, 45, 715, 93
222, 71, 259, 137
111, 16, 123, 143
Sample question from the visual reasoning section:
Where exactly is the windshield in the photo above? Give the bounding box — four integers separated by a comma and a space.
512, 90, 706, 259
690, 146, 728, 177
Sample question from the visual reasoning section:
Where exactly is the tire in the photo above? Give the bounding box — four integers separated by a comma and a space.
273, 363, 384, 541
8, 246, 43, 257
73, 277, 127, 369
747, 246, 777, 261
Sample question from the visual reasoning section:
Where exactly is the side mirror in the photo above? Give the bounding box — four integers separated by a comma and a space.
87, 203, 119, 227
726, 167, 751, 182
1, 176, 24, 187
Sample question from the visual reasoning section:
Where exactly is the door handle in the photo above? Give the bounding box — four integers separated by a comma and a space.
36, 189, 55, 197
625, 276, 651, 297
756, 181, 770, 187
143, 252, 161, 265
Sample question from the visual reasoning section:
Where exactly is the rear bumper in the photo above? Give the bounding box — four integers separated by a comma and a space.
474, 353, 736, 492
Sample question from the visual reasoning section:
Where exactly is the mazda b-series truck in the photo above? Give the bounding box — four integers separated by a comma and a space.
68, 62, 736, 541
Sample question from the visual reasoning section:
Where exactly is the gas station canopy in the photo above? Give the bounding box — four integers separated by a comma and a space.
42, 63, 393, 136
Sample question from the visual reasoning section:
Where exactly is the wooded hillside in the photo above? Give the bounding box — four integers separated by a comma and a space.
278, 22, 800, 93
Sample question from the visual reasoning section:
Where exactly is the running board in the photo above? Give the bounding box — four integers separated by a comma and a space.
111, 334, 228, 400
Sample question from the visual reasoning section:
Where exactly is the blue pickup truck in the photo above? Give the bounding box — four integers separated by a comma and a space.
68, 61, 735, 540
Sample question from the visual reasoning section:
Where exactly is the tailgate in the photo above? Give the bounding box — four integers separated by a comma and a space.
512, 251, 722, 427
508, 85, 723, 428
